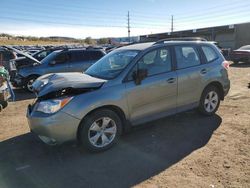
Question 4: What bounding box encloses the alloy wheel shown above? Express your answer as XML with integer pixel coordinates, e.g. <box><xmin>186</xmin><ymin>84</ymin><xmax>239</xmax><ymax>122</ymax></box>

<box><xmin>27</xmin><ymin>79</ymin><xmax>35</xmax><ymax>92</ymax></box>
<box><xmin>204</xmin><ymin>91</ymin><xmax>219</xmax><ymax>113</ymax></box>
<box><xmin>88</xmin><ymin>117</ymin><xmax>117</xmax><ymax>148</ymax></box>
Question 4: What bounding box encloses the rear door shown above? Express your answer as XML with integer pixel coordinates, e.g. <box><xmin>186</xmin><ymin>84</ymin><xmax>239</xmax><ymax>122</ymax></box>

<box><xmin>125</xmin><ymin>47</ymin><xmax>177</xmax><ymax>124</ymax></box>
<box><xmin>174</xmin><ymin>45</ymin><xmax>207</xmax><ymax>110</ymax></box>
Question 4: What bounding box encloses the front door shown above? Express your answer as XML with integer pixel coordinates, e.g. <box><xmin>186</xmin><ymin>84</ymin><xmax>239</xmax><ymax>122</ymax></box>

<box><xmin>125</xmin><ymin>47</ymin><xmax>177</xmax><ymax>124</ymax></box>
<box><xmin>46</xmin><ymin>51</ymin><xmax>70</xmax><ymax>74</ymax></box>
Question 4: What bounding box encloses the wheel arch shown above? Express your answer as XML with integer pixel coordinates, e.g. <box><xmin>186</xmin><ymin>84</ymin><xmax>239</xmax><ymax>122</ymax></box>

<box><xmin>76</xmin><ymin>105</ymin><xmax>129</xmax><ymax>142</ymax></box>
<box><xmin>26</xmin><ymin>74</ymin><xmax>41</xmax><ymax>80</ymax></box>
<box><xmin>203</xmin><ymin>81</ymin><xmax>224</xmax><ymax>100</ymax></box>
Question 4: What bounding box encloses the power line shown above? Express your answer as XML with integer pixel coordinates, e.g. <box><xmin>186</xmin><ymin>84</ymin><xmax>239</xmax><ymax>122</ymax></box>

<box><xmin>0</xmin><ymin>7</ymin><xmax>171</xmax><ymax>24</ymax></box>
<box><xmin>1</xmin><ymin>1</ymin><xmax>249</xmax><ymax>26</ymax></box>
<box><xmin>175</xmin><ymin>5</ymin><xmax>250</xmax><ymax>21</ymax></box>
<box><xmin>174</xmin><ymin>12</ymin><xmax>250</xmax><ymax>26</ymax></box>
<box><xmin>0</xmin><ymin>16</ymin><xmax>169</xmax><ymax>29</ymax></box>
<box><xmin>4</xmin><ymin>0</ymin><xmax>247</xmax><ymax>19</ymax></box>
<box><xmin>0</xmin><ymin>16</ymin><xmax>126</xmax><ymax>28</ymax></box>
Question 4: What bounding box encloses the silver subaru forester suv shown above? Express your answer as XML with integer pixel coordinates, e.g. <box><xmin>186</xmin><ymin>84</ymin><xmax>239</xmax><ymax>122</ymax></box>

<box><xmin>27</xmin><ymin>40</ymin><xmax>230</xmax><ymax>152</ymax></box>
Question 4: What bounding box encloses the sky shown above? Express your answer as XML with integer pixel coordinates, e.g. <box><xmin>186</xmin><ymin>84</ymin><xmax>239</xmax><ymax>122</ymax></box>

<box><xmin>0</xmin><ymin>0</ymin><xmax>250</xmax><ymax>39</ymax></box>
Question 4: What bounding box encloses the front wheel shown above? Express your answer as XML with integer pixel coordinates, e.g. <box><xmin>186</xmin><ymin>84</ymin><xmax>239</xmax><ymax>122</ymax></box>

<box><xmin>79</xmin><ymin>109</ymin><xmax>122</xmax><ymax>152</ymax></box>
<box><xmin>198</xmin><ymin>86</ymin><xmax>221</xmax><ymax>116</ymax></box>
<box><xmin>25</xmin><ymin>76</ymin><xmax>38</xmax><ymax>92</ymax></box>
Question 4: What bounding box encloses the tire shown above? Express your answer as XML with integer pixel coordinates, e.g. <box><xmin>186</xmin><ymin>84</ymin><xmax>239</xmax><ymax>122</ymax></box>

<box><xmin>0</xmin><ymin>101</ymin><xmax>8</xmax><ymax>110</ymax></box>
<box><xmin>198</xmin><ymin>85</ymin><xmax>221</xmax><ymax>116</ymax></box>
<box><xmin>25</xmin><ymin>76</ymin><xmax>38</xmax><ymax>92</ymax></box>
<box><xmin>2</xmin><ymin>101</ymin><xmax>8</xmax><ymax>109</ymax></box>
<box><xmin>79</xmin><ymin>109</ymin><xmax>122</xmax><ymax>152</ymax></box>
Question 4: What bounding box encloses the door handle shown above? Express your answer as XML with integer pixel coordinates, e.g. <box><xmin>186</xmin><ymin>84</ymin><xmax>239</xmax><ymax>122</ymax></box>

<box><xmin>200</xmin><ymin>69</ymin><xmax>207</xmax><ymax>74</ymax></box>
<box><xmin>167</xmin><ymin>78</ymin><xmax>176</xmax><ymax>83</ymax></box>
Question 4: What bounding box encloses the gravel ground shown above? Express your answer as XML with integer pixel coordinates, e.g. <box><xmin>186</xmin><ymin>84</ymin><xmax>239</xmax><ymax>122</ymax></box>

<box><xmin>0</xmin><ymin>63</ymin><xmax>249</xmax><ymax>188</ymax></box>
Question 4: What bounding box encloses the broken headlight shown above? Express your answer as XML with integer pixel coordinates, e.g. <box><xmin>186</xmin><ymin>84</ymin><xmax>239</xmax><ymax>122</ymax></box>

<box><xmin>36</xmin><ymin>97</ymin><xmax>73</xmax><ymax>114</ymax></box>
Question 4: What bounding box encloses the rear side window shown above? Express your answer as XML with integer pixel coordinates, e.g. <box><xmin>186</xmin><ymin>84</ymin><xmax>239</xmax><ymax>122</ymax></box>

<box><xmin>85</xmin><ymin>51</ymin><xmax>104</xmax><ymax>60</ymax></box>
<box><xmin>175</xmin><ymin>46</ymin><xmax>201</xmax><ymax>69</ymax></box>
<box><xmin>201</xmin><ymin>46</ymin><xmax>219</xmax><ymax>63</ymax></box>
<box><xmin>70</xmin><ymin>51</ymin><xmax>84</xmax><ymax>62</ymax></box>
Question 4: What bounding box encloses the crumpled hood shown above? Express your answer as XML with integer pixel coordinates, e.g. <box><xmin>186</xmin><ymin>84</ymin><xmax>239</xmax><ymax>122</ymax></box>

<box><xmin>32</xmin><ymin>72</ymin><xmax>107</xmax><ymax>97</ymax></box>
<box><xmin>4</xmin><ymin>46</ymin><xmax>40</xmax><ymax>64</ymax></box>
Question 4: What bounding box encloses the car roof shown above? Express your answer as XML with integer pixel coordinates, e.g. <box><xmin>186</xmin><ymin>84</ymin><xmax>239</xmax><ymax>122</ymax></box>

<box><xmin>117</xmin><ymin>41</ymin><xmax>214</xmax><ymax>51</ymax></box>
<box><xmin>118</xmin><ymin>42</ymin><xmax>155</xmax><ymax>51</ymax></box>
<box><xmin>53</xmin><ymin>48</ymin><xmax>104</xmax><ymax>53</ymax></box>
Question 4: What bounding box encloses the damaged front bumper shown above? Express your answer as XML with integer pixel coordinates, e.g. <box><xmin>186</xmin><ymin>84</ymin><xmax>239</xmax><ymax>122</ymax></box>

<box><xmin>27</xmin><ymin>103</ymin><xmax>81</xmax><ymax>144</ymax></box>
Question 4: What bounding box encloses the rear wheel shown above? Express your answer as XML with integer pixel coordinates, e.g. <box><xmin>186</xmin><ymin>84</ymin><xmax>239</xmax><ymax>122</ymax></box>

<box><xmin>79</xmin><ymin>109</ymin><xmax>122</xmax><ymax>152</ymax></box>
<box><xmin>198</xmin><ymin>86</ymin><xmax>220</xmax><ymax>116</ymax></box>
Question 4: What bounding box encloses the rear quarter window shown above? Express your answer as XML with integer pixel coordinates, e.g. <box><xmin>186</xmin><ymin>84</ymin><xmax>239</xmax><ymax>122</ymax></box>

<box><xmin>201</xmin><ymin>46</ymin><xmax>219</xmax><ymax>63</ymax></box>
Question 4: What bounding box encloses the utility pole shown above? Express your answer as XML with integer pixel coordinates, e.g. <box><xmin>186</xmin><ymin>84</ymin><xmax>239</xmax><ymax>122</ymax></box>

<box><xmin>127</xmin><ymin>11</ymin><xmax>131</xmax><ymax>42</ymax></box>
<box><xmin>171</xmin><ymin>15</ymin><xmax>174</xmax><ymax>33</ymax></box>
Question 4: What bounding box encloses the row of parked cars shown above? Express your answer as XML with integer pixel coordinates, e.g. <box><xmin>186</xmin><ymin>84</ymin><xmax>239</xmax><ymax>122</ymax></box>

<box><xmin>0</xmin><ymin>38</ymin><xmax>247</xmax><ymax>152</ymax></box>
<box><xmin>1</xmin><ymin>43</ymin><xmax>248</xmax><ymax>92</ymax></box>
<box><xmin>1</xmin><ymin>46</ymin><xmax>106</xmax><ymax>92</ymax></box>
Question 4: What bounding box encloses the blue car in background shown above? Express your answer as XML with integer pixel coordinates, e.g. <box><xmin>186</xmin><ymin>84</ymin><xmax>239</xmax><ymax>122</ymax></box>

<box><xmin>11</xmin><ymin>48</ymin><xmax>105</xmax><ymax>92</ymax></box>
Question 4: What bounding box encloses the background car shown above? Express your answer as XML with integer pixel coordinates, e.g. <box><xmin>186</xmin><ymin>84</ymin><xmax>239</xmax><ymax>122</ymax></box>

<box><xmin>12</xmin><ymin>47</ymin><xmax>61</xmax><ymax>69</ymax></box>
<box><xmin>230</xmin><ymin>45</ymin><xmax>250</xmax><ymax>64</ymax></box>
<box><xmin>0</xmin><ymin>47</ymin><xmax>17</xmax><ymax>70</ymax></box>
<box><xmin>12</xmin><ymin>48</ymin><xmax>106</xmax><ymax>91</ymax></box>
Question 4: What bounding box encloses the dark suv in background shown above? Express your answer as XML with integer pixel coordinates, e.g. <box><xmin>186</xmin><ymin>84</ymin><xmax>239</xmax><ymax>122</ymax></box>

<box><xmin>12</xmin><ymin>48</ymin><xmax>105</xmax><ymax>91</ymax></box>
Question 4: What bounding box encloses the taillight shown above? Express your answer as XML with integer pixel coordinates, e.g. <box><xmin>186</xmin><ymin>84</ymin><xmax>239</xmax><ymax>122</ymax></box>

<box><xmin>222</xmin><ymin>61</ymin><xmax>230</xmax><ymax>70</ymax></box>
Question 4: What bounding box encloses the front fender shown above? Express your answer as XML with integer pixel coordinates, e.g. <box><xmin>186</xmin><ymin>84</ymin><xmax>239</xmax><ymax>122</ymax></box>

<box><xmin>62</xmin><ymin>84</ymin><xmax>129</xmax><ymax>121</ymax></box>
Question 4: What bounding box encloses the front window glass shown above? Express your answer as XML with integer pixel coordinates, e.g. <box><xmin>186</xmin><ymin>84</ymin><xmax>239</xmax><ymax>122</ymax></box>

<box><xmin>40</xmin><ymin>51</ymin><xmax>60</xmax><ymax>64</ymax></box>
<box><xmin>138</xmin><ymin>48</ymin><xmax>171</xmax><ymax>76</ymax></box>
<box><xmin>85</xmin><ymin>50</ymin><xmax>139</xmax><ymax>79</ymax></box>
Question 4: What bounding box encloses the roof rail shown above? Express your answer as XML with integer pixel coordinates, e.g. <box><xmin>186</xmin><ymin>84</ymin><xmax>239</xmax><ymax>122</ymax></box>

<box><xmin>154</xmin><ymin>37</ymin><xmax>207</xmax><ymax>45</ymax></box>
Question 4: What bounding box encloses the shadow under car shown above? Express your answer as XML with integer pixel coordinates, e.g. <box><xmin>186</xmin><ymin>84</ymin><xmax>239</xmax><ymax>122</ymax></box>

<box><xmin>0</xmin><ymin>111</ymin><xmax>221</xmax><ymax>188</ymax></box>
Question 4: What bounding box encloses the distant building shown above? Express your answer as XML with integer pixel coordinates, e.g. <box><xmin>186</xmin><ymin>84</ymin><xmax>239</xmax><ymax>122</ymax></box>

<box><xmin>140</xmin><ymin>22</ymin><xmax>250</xmax><ymax>50</ymax></box>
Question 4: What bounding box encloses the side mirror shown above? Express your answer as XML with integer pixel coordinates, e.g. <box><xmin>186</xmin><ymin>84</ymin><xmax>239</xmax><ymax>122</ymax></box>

<box><xmin>132</xmin><ymin>68</ymin><xmax>148</xmax><ymax>85</ymax></box>
<box><xmin>49</xmin><ymin>60</ymin><xmax>56</xmax><ymax>66</ymax></box>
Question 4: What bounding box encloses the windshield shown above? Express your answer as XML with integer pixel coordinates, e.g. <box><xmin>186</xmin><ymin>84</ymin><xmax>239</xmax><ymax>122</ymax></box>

<box><xmin>40</xmin><ymin>51</ymin><xmax>60</xmax><ymax>64</ymax></box>
<box><xmin>85</xmin><ymin>50</ymin><xmax>139</xmax><ymax>79</ymax></box>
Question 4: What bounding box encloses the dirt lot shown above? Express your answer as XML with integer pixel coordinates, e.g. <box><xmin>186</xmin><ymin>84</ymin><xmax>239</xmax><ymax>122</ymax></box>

<box><xmin>0</xmin><ymin>64</ymin><xmax>249</xmax><ymax>188</ymax></box>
